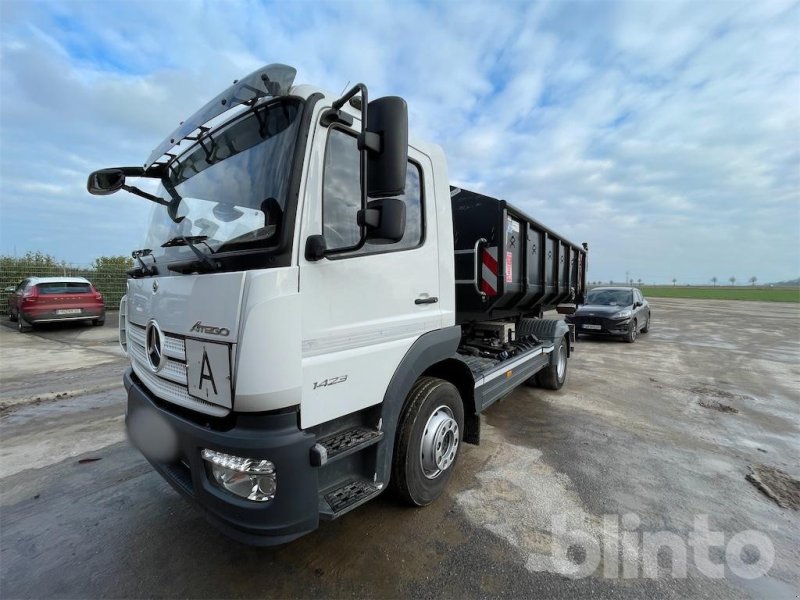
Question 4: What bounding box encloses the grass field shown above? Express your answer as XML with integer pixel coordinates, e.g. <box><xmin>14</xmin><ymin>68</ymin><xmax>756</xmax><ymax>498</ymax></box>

<box><xmin>639</xmin><ymin>286</ymin><xmax>800</xmax><ymax>303</ymax></box>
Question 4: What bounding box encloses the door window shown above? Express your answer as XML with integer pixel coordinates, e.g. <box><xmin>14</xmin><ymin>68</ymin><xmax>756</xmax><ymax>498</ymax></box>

<box><xmin>322</xmin><ymin>128</ymin><xmax>423</xmax><ymax>254</ymax></box>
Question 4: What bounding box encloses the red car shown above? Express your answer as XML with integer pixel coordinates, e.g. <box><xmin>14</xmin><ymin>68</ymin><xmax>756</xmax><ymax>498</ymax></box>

<box><xmin>6</xmin><ymin>277</ymin><xmax>106</xmax><ymax>332</ymax></box>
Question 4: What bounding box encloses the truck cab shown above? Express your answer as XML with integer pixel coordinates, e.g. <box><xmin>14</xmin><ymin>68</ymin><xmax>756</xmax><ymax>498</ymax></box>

<box><xmin>89</xmin><ymin>64</ymin><xmax>585</xmax><ymax>545</ymax></box>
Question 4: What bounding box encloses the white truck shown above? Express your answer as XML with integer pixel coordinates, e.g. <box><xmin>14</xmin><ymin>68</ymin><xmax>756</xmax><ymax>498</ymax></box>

<box><xmin>88</xmin><ymin>64</ymin><xmax>588</xmax><ymax>545</ymax></box>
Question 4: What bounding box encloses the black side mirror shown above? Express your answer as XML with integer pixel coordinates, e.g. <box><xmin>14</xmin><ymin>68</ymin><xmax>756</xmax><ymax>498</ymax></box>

<box><xmin>305</xmin><ymin>234</ymin><xmax>327</xmax><ymax>261</ymax></box>
<box><xmin>634</xmin><ymin>301</ymin><xmax>642</xmax><ymax>308</ymax></box>
<box><xmin>87</xmin><ymin>168</ymin><xmax>126</xmax><ymax>195</ymax></box>
<box><xmin>358</xmin><ymin>198</ymin><xmax>406</xmax><ymax>244</ymax></box>
<box><xmin>361</xmin><ymin>96</ymin><xmax>408</xmax><ymax>198</ymax></box>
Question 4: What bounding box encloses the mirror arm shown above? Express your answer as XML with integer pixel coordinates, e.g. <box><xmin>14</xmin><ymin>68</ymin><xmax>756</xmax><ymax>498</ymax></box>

<box><xmin>357</xmin><ymin>131</ymin><xmax>381</xmax><ymax>153</ymax></box>
<box><xmin>121</xmin><ymin>184</ymin><xmax>169</xmax><ymax>206</ymax></box>
<box><xmin>119</xmin><ymin>165</ymin><xmax>165</xmax><ymax>179</ymax></box>
<box><xmin>357</xmin><ymin>208</ymin><xmax>380</xmax><ymax>228</ymax></box>
<box><xmin>332</xmin><ymin>83</ymin><xmax>371</xmax><ymax>247</ymax></box>
<box><xmin>332</xmin><ymin>83</ymin><xmax>367</xmax><ymax>111</ymax></box>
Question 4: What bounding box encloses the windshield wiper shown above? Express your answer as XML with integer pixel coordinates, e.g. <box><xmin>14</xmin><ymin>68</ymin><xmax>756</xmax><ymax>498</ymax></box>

<box><xmin>162</xmin><ymin>235</ymin><xmax>220</xmax><ymax>272</ymax></box>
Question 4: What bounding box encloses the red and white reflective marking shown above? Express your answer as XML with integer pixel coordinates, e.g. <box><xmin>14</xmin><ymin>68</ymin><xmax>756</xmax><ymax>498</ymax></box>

<box><xmin>481</xmin><ymin>247</ymin><xmax>499</xmax><ymax>296</ymax></box>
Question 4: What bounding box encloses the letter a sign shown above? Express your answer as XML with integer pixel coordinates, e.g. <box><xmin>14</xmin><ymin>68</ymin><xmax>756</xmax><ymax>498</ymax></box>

<box><xmin>199</xmin><ymin>349</ymin><xmax>218</xmax><ymax>395</ymax></box>
<box><xmin>186</xmin><ymin>339</ymin><xmax>232</xmax><ymax>408</ymax></box>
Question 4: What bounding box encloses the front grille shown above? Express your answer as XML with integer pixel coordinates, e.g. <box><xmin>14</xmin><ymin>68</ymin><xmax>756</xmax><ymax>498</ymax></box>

<box><xmin>128</xmin><ymin>322</ymin><xmax>229</xmax><ymax>417</ymax></box>
<box><xmin>128</xmin><ymin>324</ymin><xmax>185</xmax><ymax>360</ymax></box>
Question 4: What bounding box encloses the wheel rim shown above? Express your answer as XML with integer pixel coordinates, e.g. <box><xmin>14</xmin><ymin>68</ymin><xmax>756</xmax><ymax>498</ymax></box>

<box><xmin>420</xmin><ymin>405</ymin><xmax>459</xmax><ymax>480</ymax></box>
<box><xmin>556</xmin><ymin>345</ymin><xmax>567</xmax><ymax>380</ymax></box>
<box><xmin>630</xmin><ymin>321</ymin><xmax>637</xmax><ymax>340</ymax></box>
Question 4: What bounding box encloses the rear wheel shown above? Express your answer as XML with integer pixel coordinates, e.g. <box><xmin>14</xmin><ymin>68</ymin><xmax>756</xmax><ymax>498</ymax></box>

<box><xmin>392</xmin><ymin>376</ymin><xmax>464</xmax><ymax>506</ymax></box>
<box><xmin>9</xmin><ymin>309</ymin><xmax>17</xmax><ymax>322</ymax></box>
<box><xmin>536</xmin><ymin>336</ymin><xmax>568</xmax><ymax>390</ymax></box>
<box><xmin>92</xmin><ymin>318</ymin><xmax>105</xmax><ymax>326</ymax></box>
<box><xmin>624</xmin><ymin>319</ymin><xmax>637</xmax><ymax>343</ymax></box>
<box><xmin>641</xmin><ymin>314</ymin><xmax>650</xmax><ymax>334</ymax></box>
<box><xmin>18</xmin><ymin>317</ymin><xmax>31</xmax><ymax>333</ymax></box>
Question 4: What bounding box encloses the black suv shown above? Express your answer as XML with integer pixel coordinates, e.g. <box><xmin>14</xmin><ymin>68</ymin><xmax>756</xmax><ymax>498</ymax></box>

<box><xmin>566</xmin><ymin>287</ymin><xmax>650</xmax><ymax>343</ymax></box>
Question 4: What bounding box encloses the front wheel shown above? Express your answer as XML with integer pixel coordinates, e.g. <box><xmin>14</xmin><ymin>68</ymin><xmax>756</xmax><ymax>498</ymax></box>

<box><xmin>536</xmin><ymin>336</ymin><xmax>568</xmax><ymax>390</ymax></box>
<box><xmin>392</xmin><ymin>377</ymin><xmax>465</xmax><ymax>506</ymax></box>
<box><xmin>9</xmin><ymin>309</ymin><xmax>17</xmax><ymax>322</ymax></box>
<box><xmin>18</xmin><ymin>317</ymin><xmax>31</xmax><ymax>333</ymax></box>
<box><xmin>624</xmin><ymin>319</ymin><xmax>637</xmax><ymax>343</ymax></box>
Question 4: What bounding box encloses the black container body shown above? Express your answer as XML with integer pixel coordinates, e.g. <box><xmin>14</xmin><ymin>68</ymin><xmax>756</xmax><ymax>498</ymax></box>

<box><xmin>451</xmin><ymin>187</ymin><xmax>587</xmax><ymax>324</ymax></box>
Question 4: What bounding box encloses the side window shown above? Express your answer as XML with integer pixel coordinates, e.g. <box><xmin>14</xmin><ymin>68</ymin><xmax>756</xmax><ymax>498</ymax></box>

<box><xmin>322</xmin><ymin>129</ymin><xmax>361</xmax><ymax>250</ymax></box>
<box><xmin>322</xmin><ymin>127</ymin><xmax>423</xmax><ymax>254</ymax></box>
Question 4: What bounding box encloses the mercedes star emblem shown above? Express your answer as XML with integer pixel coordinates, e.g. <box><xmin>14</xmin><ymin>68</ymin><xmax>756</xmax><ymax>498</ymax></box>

<box><xmin>145</xmin><ymin>320</ymin><xmax>165</xmax><ymax>372</ymax></box>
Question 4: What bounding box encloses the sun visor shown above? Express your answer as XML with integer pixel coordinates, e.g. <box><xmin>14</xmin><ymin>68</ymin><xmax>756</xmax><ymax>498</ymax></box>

<box><xmin>144</xmin><ymin>64</ymin><xmax>296</xmax><ymax>169</ymax></box>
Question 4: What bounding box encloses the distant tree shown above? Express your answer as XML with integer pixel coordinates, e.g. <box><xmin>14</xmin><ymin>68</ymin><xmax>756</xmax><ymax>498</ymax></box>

<box><xmin>711</xmin><ymin>276</ymin><xmax>717</xmax><ymax>287</ymax></box>
<box><xmin>637</xmin><ymin>278</ymin><xmax>642</xmax><ymax>286</ymax></box>
<box><xmin>609</xmin><ymin>280</ymin><xmax>613</xmax><ymax>285</ymax></box>
<box><xmin>672</xmin><ymin>278</ymin><xmax>677</xmax><ymax>286</ymax></box>
<box><xmin>729</xmin><ymin>276</ymin><xmax>736</xmax><ymax>286</ymax></box>
<box><xmin>91</xmin><ymin>255</ymin><xmax>134</xmax><ymax>307</ymax></box>
<box><xmin>749</xmin><ymin>276</ymin><xmax>757</xmax><ymax>287</ymax></box>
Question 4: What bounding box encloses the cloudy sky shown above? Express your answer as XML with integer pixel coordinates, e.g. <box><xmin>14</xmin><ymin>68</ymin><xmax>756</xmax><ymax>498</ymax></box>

<box><xmin>1</xmin><ymin>0</ymin><xmax>798</xmax><ymax>284</ymax></box>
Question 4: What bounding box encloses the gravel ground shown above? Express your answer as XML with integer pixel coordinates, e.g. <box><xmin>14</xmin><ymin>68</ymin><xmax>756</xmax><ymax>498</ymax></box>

<box><xmin>0</xmin><ymin>299</ymin><xmax>798</xmax><ymax>599</ymax></box>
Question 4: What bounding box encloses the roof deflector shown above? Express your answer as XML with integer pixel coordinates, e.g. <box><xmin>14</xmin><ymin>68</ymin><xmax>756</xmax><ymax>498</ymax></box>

<box><xmin>144</xmin><ymin>63</ymin><xmax>296</xmax><ymax>169</ymax></box>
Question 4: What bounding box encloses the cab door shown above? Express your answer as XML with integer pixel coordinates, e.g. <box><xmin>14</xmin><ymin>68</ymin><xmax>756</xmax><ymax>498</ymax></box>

<box><xmin>298</xmin><ymin>122</ymin><xmax>442</xmax><ymax>428</ymax></box>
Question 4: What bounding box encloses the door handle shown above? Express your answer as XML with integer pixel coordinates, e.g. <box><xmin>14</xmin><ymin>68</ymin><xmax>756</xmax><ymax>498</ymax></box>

<box><xmin>415</xmin><ymin>296</ymin><xmax>438</xmax><ymax>305</ymax></box>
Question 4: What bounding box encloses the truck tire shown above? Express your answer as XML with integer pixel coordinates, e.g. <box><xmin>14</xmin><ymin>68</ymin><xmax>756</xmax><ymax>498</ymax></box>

<box><xmin>535</xmin><ymin>336</ymin><xmax>568</xmax><ymax>390</ymax></box>
<box><xmin>392</xmin><ymin>376</ymin><xmax>464</xmax><ymax>506</ymax></box>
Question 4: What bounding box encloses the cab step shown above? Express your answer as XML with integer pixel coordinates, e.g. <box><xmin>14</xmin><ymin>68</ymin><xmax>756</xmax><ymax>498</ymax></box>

<box><xmin>320</xmin><ymin>478</ymin><xmax>384</xmax><ymax>520</ymax></box>
<box><xmin>310</xmin><ymin>426</ymin><xmax>383</xmax><ymax>467</ymax></box>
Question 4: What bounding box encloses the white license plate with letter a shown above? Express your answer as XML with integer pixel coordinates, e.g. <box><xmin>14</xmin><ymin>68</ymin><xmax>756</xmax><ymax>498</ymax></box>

<box><xmin>185</xmin><ymin>339</ymin><xmax>232</xmax><ymax>408</ymax></box>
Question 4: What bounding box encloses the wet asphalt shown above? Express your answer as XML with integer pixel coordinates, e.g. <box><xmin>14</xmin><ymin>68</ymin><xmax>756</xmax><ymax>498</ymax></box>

<box><xmin>0</xmin><ymin>299</ymin><xmax>798</xmax><ymax>599</ymax></box>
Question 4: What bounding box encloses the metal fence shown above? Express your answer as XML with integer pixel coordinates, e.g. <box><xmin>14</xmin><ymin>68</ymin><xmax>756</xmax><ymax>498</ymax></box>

<box><xmin>0</xmin><ymin>257</ymin><xmax>131</xmax><ymax>316</ymax></box>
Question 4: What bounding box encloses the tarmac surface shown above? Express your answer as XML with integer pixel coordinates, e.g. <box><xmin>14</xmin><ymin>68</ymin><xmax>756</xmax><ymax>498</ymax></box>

<box><xmin>1</xmin><ymin>299</ymin><xmax>798</xmax><ymax>599</ymax></box>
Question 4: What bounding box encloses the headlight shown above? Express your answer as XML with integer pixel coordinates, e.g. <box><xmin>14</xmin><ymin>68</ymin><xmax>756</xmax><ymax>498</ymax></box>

<box><xmin>201</xmin><ymin>449</ymin><xmax>276</xmax><ymax>502</ymax></box>
<box><xmin>611</xmin><ymin>309</ymin><xmax>632</xmax><ymax>319</ymax></box>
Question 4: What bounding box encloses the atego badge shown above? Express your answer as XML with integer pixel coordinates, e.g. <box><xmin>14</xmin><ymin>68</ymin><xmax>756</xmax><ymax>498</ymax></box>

<box><xmin>185</xmin><ymin>339</ymin><xmax>232</xmax><ymax>408</ymax></box>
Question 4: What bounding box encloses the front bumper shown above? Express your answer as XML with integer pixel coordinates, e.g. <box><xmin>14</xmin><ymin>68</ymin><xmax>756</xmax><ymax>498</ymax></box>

<box><xmin>124</xmin><ymin>368</ymin><xmax>319</xmax><ymax>546</ymax></box>
<box><xmin>567</xmin><ymin>316</ymin><xmax>631</xmax><ymax>336</ymax></box>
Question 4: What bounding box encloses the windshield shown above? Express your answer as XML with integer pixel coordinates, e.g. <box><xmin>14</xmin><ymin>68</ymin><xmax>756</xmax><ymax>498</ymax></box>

<box><xmin>143</xmin><ymin>97</ymin><xmax>303</xmax><ymax>263</ymax></box>
<box><xmin>586</xmin><ymin>289</ymin><xmax>633</xmax><ymax>306</ymax></box>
